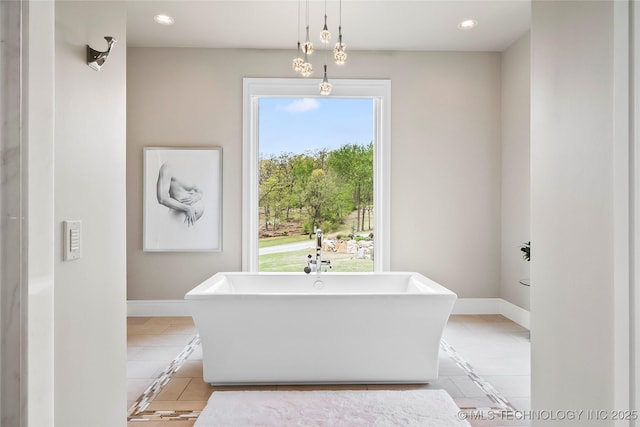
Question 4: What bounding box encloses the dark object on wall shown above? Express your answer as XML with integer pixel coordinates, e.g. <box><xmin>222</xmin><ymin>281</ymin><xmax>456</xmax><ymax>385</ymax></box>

<box><xmin>521</xmin><ymin>241</ymin><xmax>530</xmax><ymax>261</ymax></box>
<box><xmin>87</xmin><ymin>36</ymin><xmax>116</xmax><ymax>71</ymax></box>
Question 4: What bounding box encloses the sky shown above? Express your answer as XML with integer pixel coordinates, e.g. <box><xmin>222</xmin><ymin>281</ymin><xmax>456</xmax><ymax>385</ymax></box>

<box><xmin>258</xmin><ymin>97</ymin><xmax>374</xmax><ymax>157</ymax></box>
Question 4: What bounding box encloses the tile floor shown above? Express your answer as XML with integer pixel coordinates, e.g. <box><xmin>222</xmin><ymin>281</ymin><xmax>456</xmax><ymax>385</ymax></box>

<box><xmin>127</xmin><ymin>315</ymin><xmax>530</xmax><ymax>427</ymax></box>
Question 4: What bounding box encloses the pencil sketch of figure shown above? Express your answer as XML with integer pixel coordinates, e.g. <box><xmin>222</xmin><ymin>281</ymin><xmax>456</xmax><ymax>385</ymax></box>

<box><xmin>156</xmin><ymin>161</ymin><xmax>204</xmax><ymax>227</ymax></box>
<box><xmin>144</xmin><ymin>147</ymin><xmax>221</xmax><ymax>252</ymax></box>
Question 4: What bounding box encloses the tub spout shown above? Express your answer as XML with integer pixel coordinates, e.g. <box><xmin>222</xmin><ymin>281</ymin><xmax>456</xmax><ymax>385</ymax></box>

<box><xmin>315</xmin><ymin>229</ymin><xmax>323</xmax><ymax>275</ymax></box>
<box><xmin>304</xmin><ymin>230</ymin><xmax>330</xmax><ymax>274</ymax></box>
<box><xmin>304</xmin><ymin>256</ymin><xmax>312</xmax><ymax>274</ymax></box>
<box><xmin>304</xmin><ymin>256</ymin><xmax>331</xmax><ymax>274</ymax></box>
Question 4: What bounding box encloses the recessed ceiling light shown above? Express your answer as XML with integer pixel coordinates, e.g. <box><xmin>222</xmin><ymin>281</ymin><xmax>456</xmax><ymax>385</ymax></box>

<box><xmin>153</xmin><ymin>14</ymin><xmax>175</xmax><ymax>25</ymax></box>
<box><xmin>457</xmin><ymin>19</ymin><xmax>478</xmax><ymax>30</ymax></box>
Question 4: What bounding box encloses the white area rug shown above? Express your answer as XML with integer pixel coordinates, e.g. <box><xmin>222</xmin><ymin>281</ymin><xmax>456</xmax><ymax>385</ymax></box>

<box><xmin>195</xmin><ymin>390</ymin><xmax>471</xmax><ymax>427</ymax></box>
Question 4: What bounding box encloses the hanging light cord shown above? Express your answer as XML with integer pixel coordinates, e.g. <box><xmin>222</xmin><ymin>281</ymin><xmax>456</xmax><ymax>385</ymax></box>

<box><xmin>297</xmin><ymin>0</ymin><xmax>300</xmax><ymax>45</ymax></box>
<box><xmin>337</xmin><ymin>0</ymin><xmax>343</xmax><ymax>47</ymax></box>
<box><xmin>324</xmin><ymin>0</ymin><xmax>328</xmax><ymax>23</ymax></box>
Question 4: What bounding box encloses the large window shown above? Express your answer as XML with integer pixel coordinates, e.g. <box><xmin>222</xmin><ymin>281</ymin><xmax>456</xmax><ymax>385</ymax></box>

<box><xmin>258</xmin><ymin>97</ymin><xmax>374</xmax><ymax>272</ymax></box>
<box><xmin>242</xmin><ymin>78</ymin><xmax>390</xmax><ymax>272</ymax></box>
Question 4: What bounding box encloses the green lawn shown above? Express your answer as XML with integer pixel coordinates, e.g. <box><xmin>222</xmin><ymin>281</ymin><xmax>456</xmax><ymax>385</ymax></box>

<box><xmin>257</xmin><ymin>209</ymin><xmax>374</xmax><ymax>271</ymax></box>
<box><xmin>259</xmin><ymin>248</ymin><xmax>373</xmax><ymax>273</ymax></box>
<box><xmin>258</xmin><ymin>234</ymin><xmax>309</xmax><ymax>249</ymax></box>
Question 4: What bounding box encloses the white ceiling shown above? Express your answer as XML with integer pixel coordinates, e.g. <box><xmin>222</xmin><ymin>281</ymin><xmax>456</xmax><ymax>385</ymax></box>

<box><xmin>126</xmin><ymin>0</ymin><xmax>531</xmax><ymax>52</ymax></box>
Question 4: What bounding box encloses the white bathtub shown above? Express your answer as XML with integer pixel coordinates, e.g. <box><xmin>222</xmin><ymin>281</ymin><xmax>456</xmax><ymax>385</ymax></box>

<box><xmin>185</xmin><ymin>272</ymin><xmax>457</xmax><ymax>385</ymax></box>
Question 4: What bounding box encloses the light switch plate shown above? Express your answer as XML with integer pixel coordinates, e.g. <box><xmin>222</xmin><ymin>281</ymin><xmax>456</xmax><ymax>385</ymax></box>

<box><xmin>63</xmin><ymin>220</ymin><xmax>82</xmax><ymax>261</ymax></box>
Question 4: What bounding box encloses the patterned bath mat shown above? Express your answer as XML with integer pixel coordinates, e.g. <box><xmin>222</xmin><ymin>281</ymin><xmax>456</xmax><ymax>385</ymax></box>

<box><xmin>194</xmin><ymin>389</ymin><xmax>470</xmax><ymax>427</ymax></box>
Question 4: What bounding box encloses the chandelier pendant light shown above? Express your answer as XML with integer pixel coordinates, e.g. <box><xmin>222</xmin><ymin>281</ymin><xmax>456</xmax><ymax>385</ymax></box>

<box><xmin>292</xmin><ymin>42</ymin><xmax>305</xmax><ymax>72</ymax></box>
<box><xmin>320</xmin><ymin>0</ymin><xmax>331</xmax><ymax>44</ymax></box>
<box><xmin>292</xmin><ymin>0</ymin><xmax>305</xmax><ymax>72</ymax></box>
<box><xmin>321</xmin><ymin>16</ymin><xmax>331</xmax><ymax>44</ymax></box>
<box><xmin>333</xmin><ymin>0</ymin><xmax>347</xmax><ymax>65</ymax></box>
<box><xmin>333</xmin><ymin>31</ymin><xmax>347</xmax><ymax>65</ymax></box>
<box><xmin>303</xmin><ymin>26</ymin><xmax>314</xmax><ymax>55</ymax></box>
<box><xmin>301</xmin><ymin>51</ymin><xmax>313</xmax><ymax>77</ymax></box>
<box><xmin>302</xmin><ymin>0</ymin><xmax>314</xmax><ymax>55</ymax></box>
<box><xmin>290</xmin><ymin>0</ymin><xmax>348</xmax><ymax>93</ymax></box>
<box><xmin>319</xmin><ymin>64</ymin><xmax>332</xmax><ymax>95</ymax></box>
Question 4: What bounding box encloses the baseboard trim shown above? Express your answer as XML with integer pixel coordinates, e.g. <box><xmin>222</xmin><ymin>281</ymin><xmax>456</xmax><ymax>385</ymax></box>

<box><xmin>127</xmin><ymin>298</ymin><xmax>530</xmax><ymax>329</ymax></box>
<box><xmin>452</xmin><ymin>298</ymin><xmax>502</xmax><ymax>315</ymax></box>
<box><xmin>498</xmin><ymin>299</ymin><xmax>530</xmax><ymax>330</ymax></box>
<box><xmin>127</xmin><ymin>300</ymin><xmax>191</xmax><ymax>317</ymax></box>
<box><xmin>453</xmin><ymin>298</ymin><xmax>530</xmax><ymax>329</ymax></box>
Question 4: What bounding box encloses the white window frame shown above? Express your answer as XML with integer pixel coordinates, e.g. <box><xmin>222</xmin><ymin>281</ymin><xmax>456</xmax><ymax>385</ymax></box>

<box><xmin>242</xmin><ymin>78</ymin><xmax>391</xmax><ymax>272</ymax></box>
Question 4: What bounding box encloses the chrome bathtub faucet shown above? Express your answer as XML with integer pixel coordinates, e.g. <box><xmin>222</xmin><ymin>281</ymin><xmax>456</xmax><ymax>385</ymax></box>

<box><xmin>303</xmin><ymin>229</ymin><xmax>331</xmax><ymax>274</ymax></box>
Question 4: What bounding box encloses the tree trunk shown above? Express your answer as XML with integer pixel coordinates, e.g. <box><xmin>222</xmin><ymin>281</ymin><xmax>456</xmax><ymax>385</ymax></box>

<box><xmin>355</xmin><ymin>184</ymin><xmax>362</xmax><ymax>231</ymax></box>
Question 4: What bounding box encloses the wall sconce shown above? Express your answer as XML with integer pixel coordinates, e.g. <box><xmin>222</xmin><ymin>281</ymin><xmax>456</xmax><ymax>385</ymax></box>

<box><xmin>86</xmin><ymin>36</ymin><xmax>116</xmax><ymax>71</ymax></box>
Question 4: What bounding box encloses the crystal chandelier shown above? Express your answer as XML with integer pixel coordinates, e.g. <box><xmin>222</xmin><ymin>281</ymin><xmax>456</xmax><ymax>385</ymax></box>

<box><xmin>319</xmin><ymin>65</ymin><xmax>332</xmax><ymax>96</ymax></box>
<box><xmin>291</xmin><ymin>0</ymin><xmax>305</xmax><ymax>73</ymax></box>
<box><xmin>334</xmin><ymin>33</ymin><xmax>347</xmax><ymax>65</ymax></box>
<box><xmin>301</xmin><ymin>51</ymin><xmax>313</xmax><ymax>77</ymax></box>
<box><xmin>320</xmin><ymin>0</ymin><xmax>331</xmax><ymax>44</ymax></box>
<box><xmin>292</xmin><ymin>48</ymin><xmax>305</xmax><ymax>73</ymax></box>
<box><xmin>333</xmin><ymin>0</ymin><xmax>347</xmax><ymax>65</ymax></box>
<box><xmin>291</xmin><ymin>0</ymin><xmax>348</xmax><ymax>96</ymax></box>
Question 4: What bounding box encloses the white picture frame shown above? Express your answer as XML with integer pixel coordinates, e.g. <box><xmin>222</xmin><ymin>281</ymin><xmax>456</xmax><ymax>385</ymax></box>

<box><xmin>143</xmin><ymin>147</ymin><xmax>222</xmax><ymax>252</ymax></box>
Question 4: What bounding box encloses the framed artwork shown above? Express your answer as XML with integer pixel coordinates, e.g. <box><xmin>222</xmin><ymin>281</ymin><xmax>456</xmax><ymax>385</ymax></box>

<box><xmin>143</xmin><ymin>147</ymin><xmax>222</xmax><ymax>252</ymax></box>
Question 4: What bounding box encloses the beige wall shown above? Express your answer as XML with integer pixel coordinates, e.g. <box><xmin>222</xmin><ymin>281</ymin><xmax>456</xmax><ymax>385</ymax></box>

<box><xmin>501</xmin><ymin>32</ymin><xmax>531</xmax><ymax>310</ymax></box>
<box><xmin>127</xmin><ymin>48</ymin><xmax>502</xmax><ymax>300</ymax></box>
<box><xmin>531</xmin><ymin>0</ymin><xmax>616</xmax><ymax>421</ymax></box>
<box><xmin>55</xmin><ymin>2</ymin><xmax>127</xmax><ymax>426</ymax></box>
<box><xmin>28</xmin><ymin>0</ymin><xmax>55</xmax><ymax>425</ymax></box>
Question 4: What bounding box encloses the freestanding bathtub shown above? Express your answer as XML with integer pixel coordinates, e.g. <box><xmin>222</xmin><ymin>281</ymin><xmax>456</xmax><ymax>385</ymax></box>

<box><xmin>185</xmin><ymin>272</ymin><xmax>457</xmax><ymax>385</ymax></box>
